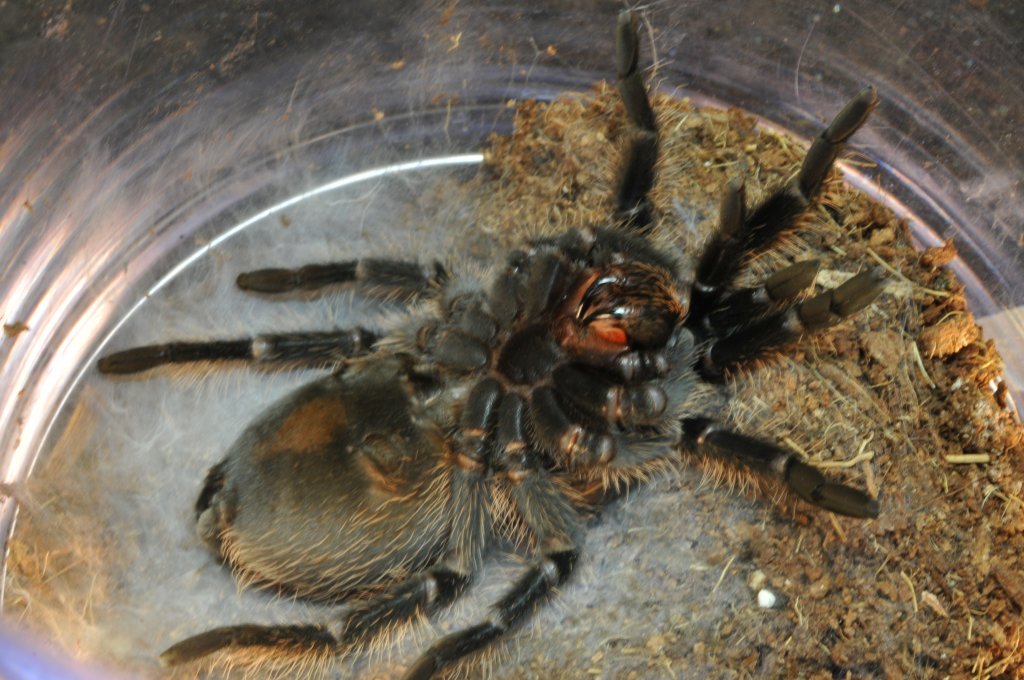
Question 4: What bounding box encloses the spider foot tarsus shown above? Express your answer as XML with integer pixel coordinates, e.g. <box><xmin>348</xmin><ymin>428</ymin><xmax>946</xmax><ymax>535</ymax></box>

<box><xmin>97</xmin><ymin>339</ymin><xmax>251</xmax><ymax>375</ymax></box>
<box><xmin>785</xmin><ymin>457</ymin><xmax>880</xmax><ymax>519</ymax></box>
<box><xmin>615</xmin><ymin>9</ymin><xmax>656</xmax><ymax>135</ymax></box>
<box><xmin>159</xmin><ymin>624</ymin><xmax>335</xmax><ymax>667</ymax></box>
<box><xmin>798</xmin><ymin>86</ymin><xmax>879</xmax><ymax>200</ymax></box>
<box><xmin>614</xmin><ymin>9</ymin><xmax>659</xmax><ymax>232</ymax></box>
<box><xmin>682</xmin><ymin>417</ymin><xmax>879</xmax><ymax>518</ymax></box>
<box><xmin>791</xmin><ymin>267</ymin><xmax>887</xmax><ymax>331</ymax></box>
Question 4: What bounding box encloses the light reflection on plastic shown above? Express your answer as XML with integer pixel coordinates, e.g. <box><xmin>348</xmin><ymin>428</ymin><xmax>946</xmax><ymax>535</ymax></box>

<box><xmin>0</xmin><ymin>153</ymin><xmax>484</xmax><ymax>489</ymax></box>
<box><xmin>0</xmin><ymin>619</ymin><xmax>129</xmax><ymax>680</ymax></box>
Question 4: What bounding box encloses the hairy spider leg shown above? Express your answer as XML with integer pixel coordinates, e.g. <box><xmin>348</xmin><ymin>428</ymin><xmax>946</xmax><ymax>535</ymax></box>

<box><xmin>669</xmin><ymin>87</ymin><xmax>882</xmax><ymax>517</ymax></box>
<box><xmin>236</xmin><ymin>257</ymin><xmax>446</xmax><ymax>296</ymax></box>
<box><xmin>97</xmin><ymin>328</ymin><xmax>379</xmax><ymax>374</ymax></box>
<box><xmin>681</xmin><ymin>417</ymin><xmax>879</xmax><ymax>518</ymax></box>
<box><xmin>401</xmin><ymin>545</ymin><xmax>580</xmax><ymax>680</ymax></box>
<box><xmin>613</xmin><ymin>9</ymin><xmax>659</xmax><ymax>233</ymax></box>
<box><xmin>97</xmin><ymin>257</ymin><xmax>443</xmax><ymax>374</ymax></box>
<box><xmin>401</xmin><ymin>391</ymin><xmax>583</xmax><ymax>680</ymax></box>
<box><xmin>689</xmin><ymin>86</ymin><xmax>879</xmax><ymax>322</ymax></box>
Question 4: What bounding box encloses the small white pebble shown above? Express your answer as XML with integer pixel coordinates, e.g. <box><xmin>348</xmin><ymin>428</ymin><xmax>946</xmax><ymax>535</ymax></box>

<box><xmin>833</xmin><ymin>3</ymin><xmax>841</xmax><ymax>13</ymax></box>
<box><xmin>757</xmin><ymin>588</ymin><xmax>778</xmax><ymax>609</ymax></box>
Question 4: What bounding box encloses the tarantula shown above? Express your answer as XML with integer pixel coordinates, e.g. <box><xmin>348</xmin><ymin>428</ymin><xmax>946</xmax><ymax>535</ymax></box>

<box><xmin>98</xmin><ymin>10</ymin><xmax>883</xmax><ymax>679</ymax></box>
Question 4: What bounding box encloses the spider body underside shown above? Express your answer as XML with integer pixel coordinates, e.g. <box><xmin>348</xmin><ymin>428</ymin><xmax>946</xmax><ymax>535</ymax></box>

<box><xmin>98</xmin><ymin>10</ymin><xmax>885</xmax><ymax>679</ymax></box>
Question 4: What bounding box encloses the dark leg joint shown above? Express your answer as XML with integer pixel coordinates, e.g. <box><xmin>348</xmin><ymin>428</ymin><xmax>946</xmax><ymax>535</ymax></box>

<box><xmin>339</xmin><ymin>567</ymin><xmax>471</xmax><ymax>645</ymax></box>
<box><xmin>194</xmin><ymin>461</ymin><xmax>227</xmax><ymax>519</ymax></box>
<box><xmin>546</xmin><ymin>549</ymin><xmax>579</xmax><ymax>585</ymax></box>
<box><xmin>432</xmin><ymin>567</ymin><xmax>471</xmax><ymax>606</ymax></box>
<box><xmin>683</xmin><ymin>417</ymin><xmax>781</xmax><ymax>476</ymax></box>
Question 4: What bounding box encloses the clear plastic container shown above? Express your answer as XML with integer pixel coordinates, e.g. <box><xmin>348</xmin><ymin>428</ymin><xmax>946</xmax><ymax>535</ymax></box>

<box><xmin>2</xmin><ymin>1</ymin><xmax>1021</xmax><ymax>677</ymax></box>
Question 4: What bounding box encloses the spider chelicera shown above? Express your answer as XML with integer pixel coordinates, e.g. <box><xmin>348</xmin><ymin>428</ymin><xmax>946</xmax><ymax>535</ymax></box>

<box><xmin>98</xmin><ymin>10</ymin><xmax>883</xmax><ymax>679</ymax></box>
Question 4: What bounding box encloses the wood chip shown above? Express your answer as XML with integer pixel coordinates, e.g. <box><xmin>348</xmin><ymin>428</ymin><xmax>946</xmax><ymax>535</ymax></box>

<box><xmin>921</xmin><ymin>238</ymin><xmax>957</xmax><ymax>267</ymax></box>
<box><xmin>3</xmin><ymin>321</ymin><xmax>29</xmax><ymax>337</ymax></box>
<box><xmin>992</xmin><ymin>561</ymin><xmax>1024</xmax><ymax>612</ymax></box>
<box><xmin>918</xmin><ymin>315</ymin><xmax>979</xmax><ymax>357</ymax></box>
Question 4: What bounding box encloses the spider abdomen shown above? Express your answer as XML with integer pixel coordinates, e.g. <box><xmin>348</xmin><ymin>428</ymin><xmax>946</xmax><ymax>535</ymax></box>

<box><xmin>195</xmin><ymin>356</ymin><xmax>452</xmax><ymax>601</ymax></box>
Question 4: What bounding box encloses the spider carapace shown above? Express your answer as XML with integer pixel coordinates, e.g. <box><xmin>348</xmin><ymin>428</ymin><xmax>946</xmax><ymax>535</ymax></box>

<box><xmin>98</xmin><ymin>10</ymin><xmax>883</xmax><ymax>679</ymax></box>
